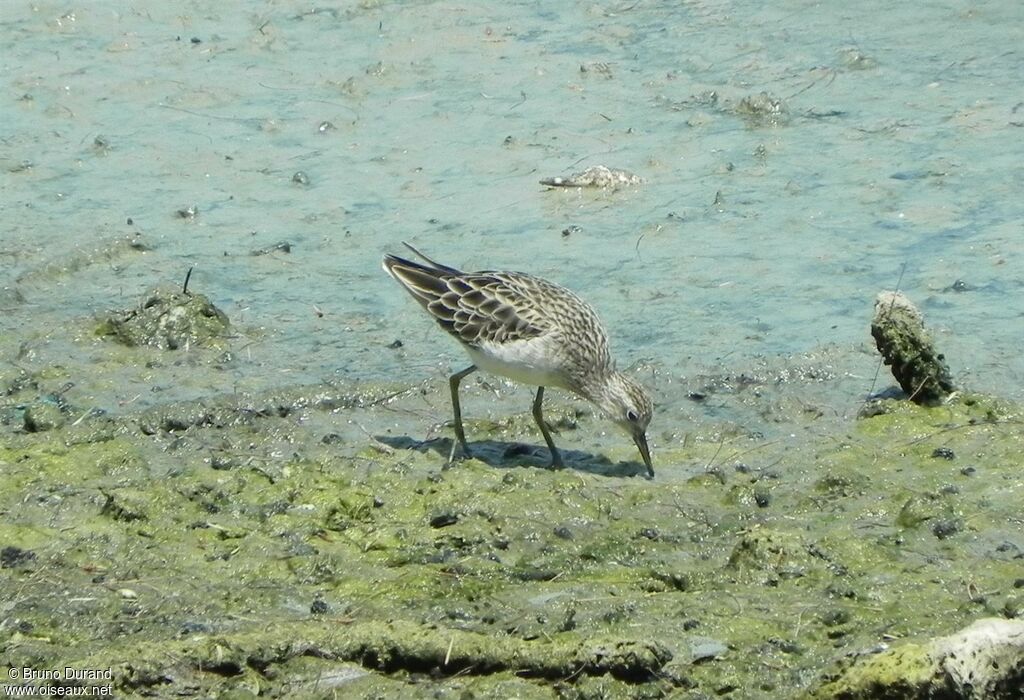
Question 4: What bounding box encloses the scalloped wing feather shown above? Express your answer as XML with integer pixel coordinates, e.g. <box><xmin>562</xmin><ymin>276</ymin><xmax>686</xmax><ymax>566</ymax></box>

<box><xmin>383</xmin><ymin>255</ymin><xmax>549</xmax><ymax>347</ymax></box>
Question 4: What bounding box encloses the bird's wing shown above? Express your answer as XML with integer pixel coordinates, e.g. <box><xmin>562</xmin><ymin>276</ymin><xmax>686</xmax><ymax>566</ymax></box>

<box><xmin>384</xmin><ymin>255</ymin><xmax>548</xmax><ymax>346</ymax></box>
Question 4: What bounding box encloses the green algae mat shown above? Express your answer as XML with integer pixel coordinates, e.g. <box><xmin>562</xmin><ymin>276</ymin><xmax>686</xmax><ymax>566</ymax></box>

<box><xmin>2</xmin><ymin>377</ymin><xmax>1022</xmax><ymax>697</ymax></box>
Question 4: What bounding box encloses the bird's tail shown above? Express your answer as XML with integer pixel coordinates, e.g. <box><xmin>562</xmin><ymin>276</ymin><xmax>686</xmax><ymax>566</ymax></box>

<box><xmin>382</xmin><ymin>243</ymin><xmax>463</xmax><ymax>310</ymax></box>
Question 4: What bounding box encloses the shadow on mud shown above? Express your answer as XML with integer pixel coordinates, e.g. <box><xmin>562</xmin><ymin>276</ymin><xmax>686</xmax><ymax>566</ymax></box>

<box><xmin>376</xmin><ymin>435</ymin><xmax>649</xmax><ymax>478</ymax></box>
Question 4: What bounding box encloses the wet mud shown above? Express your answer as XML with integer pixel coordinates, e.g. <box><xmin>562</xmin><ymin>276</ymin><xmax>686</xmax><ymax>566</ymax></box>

<box><xmin>2</xmin><ymin>340</ymin><xmax>1022</xmax><ymax>697</ymax></box>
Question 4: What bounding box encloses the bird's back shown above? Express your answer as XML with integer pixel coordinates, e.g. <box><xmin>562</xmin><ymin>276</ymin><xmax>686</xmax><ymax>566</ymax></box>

<box><xmin>383</xmin><ymin>252</ymin><xmax>613</xmax><ymax>390</ymax></box>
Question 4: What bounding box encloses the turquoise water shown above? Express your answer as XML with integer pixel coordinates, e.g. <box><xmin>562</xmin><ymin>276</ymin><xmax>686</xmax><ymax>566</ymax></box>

<box><xmin>3</xmin><ymin>1</ymin><xmax>1022</xmax><ymax>420</ymax></box>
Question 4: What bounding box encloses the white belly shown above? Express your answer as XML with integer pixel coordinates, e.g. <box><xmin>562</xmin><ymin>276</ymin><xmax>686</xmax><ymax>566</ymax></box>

<box><xmin>465</xmin><ymin>338</ymin><xmax>569</xmax><ymax>389</ymax></box>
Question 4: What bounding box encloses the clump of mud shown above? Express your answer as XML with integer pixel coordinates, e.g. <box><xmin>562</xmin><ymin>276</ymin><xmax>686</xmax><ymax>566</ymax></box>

<box><xmin>735</xmin><ymin>91</ymin><xmax>788</xmax><ymax>126</ymax></box>
<box><xmin>96</xmin><ymin>287</ymin><xmax>229</xmax><ymax>350</ymax></box>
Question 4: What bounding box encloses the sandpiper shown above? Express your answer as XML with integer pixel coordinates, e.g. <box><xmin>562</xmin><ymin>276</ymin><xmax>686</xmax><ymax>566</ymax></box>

<box><xmin>382</xmin><ymin>243</ymin><xmax>654</xmax><ymax>476</ymax></box>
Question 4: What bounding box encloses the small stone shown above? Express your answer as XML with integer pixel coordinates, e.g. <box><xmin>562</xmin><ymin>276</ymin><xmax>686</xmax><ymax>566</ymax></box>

<box><xmin>553</xmin><ymin>526</ymin><xmax>573</xmax><ymax>540</ymax></box>
<box><xmin>429</xmin><ymin>512</ymin><xmax>459</xmax><ymax>528</ymax></box>
<box><xmin>638</xmin><ymin>528</ymin><xmax>659</xmax><ymax>540</ymax></box>
<box><xmin>932</xmin><ymin>519</ymin><xmax>961</xmax><ymax>539</ymax></box>
<box><xmin>931</xmin><ymin>447</ymin><xmax>956</xmax><ymax>460</ymax></box>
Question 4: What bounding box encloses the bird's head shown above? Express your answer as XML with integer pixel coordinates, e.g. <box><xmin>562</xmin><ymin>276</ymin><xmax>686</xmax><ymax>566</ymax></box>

<box><xmin>594</xmin><ymin>372</ymin><xmax>654</xmax><ymax>477</ymax></box>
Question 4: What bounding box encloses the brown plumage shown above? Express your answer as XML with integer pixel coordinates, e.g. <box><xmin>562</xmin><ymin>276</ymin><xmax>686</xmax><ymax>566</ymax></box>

<box><xmin>383</xmin><ymin>243</ymin><xmax>653</xmax><ymax>476</ymax></box>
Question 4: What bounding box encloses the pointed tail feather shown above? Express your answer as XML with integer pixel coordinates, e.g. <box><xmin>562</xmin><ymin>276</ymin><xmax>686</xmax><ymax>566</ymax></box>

<box><xmin>400</xmin><ymin>242</ymin><xmax>463</xmax><ymax>275</ymax></box>
<box><xmin>382</xmin><ymin>253</ymin><xmax>453</xmax><ymax>311</ymax></box>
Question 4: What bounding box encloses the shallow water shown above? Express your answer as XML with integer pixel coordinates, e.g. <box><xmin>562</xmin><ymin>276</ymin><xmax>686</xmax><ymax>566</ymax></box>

<box><xmin>3</xmin><ymin>1</ymin><xmax>1022</xmax><ymax>418</ymax></box>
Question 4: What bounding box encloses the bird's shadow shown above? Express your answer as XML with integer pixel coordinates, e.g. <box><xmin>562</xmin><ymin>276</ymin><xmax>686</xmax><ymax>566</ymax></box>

<box><xmin>376</xmin><ymin>435</ymin><xmax>650</xmax><ymax>479</ymax></box>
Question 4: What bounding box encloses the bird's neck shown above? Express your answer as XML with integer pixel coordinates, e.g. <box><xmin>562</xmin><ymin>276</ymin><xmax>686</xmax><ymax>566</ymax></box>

<box><xmin>574</xmin><ymin>366</ymin><xmax>617</xmax><ymax>408</ymax></box>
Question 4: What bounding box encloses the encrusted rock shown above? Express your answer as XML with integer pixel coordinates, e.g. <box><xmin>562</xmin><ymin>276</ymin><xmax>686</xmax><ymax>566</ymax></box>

<box><xmin>870</xmin><ymin>290</ymin><xmax>954</xmax><ymax>405</ymax></box>
<box><xmin>809</xmin><ymin>618</ymin><xmax>1024</xmax><ymax>699</ymax></box>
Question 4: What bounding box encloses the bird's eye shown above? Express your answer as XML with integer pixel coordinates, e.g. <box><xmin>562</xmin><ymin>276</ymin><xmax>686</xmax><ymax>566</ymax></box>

<box><xmin>626</xmin><ymin>409</ymin><xmax>639</xmax><ymax>423</ymax></box>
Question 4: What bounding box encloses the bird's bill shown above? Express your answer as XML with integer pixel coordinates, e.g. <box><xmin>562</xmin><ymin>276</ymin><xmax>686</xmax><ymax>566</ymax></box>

<box><xmin>633</xmin><ymin>431</ymin><xmax>653</xmax><ymax>478</ymax></box>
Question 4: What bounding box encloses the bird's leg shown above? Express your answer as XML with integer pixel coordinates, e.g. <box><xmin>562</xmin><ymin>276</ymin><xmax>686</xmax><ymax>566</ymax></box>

<box><xmin>532</xmin><ymin>386</ymin><xmax>564</xmax><ymax>469</ymax></box>
<box><xmin>448</xmin><ymin>365</ymin><xmax>477</xmax><ymax>463</ymax></box>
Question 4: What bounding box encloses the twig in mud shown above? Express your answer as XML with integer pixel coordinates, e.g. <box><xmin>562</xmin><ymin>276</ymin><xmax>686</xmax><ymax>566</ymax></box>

<box><xmin>903</xmin><ymin>416</ymin><xmax>1019</xmax><ymax>447</ymax></box>
<box><xmin>360</xmin><ymin>386</ymin><xmax>420</xmax><ymax>408</ymax></box>
<box><xmin>703</xmin><ymin>432</ymin><xmax>728</xmax><ymax>471</ymax></box>
<box><xmin>906</xmin><ymin>373</ymin><xmax>937</xmax><ymax>404</ymax></box>
<box><xmin>559</xmin><ymin>662</ymin><xmax>588</xmax><ymax>683</ymax></box>
<box><xmin>606</xmin><ymin>1</ymin><xmax>641</xmax><ymax>14</ymax></box>
<box><xmin>703</xmin><ymin>436</ymin><xmax>786</xmax><ymax>479</ymax></box>
<box><xmin>354</xmin><ymin>421</ymin><xmax>394</xmax><ymax>455</ymax></box>
<box><xmin>159</xmin><ymin>103</ymin><xmax>260</xmax><ymax>125</ymax></box>
<box><xmin>669</xmin><ymin>497</ymin><xmax>713</xmax><ymax>529</ymax></box>
<box><xmin>70</xmin><ymin>408</ymin><xmax>95</xmax><ymax>427</ymax></box>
